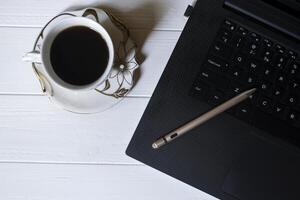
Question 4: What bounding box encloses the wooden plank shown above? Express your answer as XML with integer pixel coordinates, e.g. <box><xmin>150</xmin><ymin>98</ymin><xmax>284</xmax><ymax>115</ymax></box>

<box><xmin>0</xmin><ymin>27</ymin><xmax>180</xmax><ymax>96</ymax></box>
<box><xmin>0</xmin><ymin>163</ymin><xmax>217</xmax><ymax>200</ymax></box>
<box><xmin>0</xmin><ymin>95</ymin><xmax>150</xmax><ymax>164</ymax></box>
<box><xmin>0</xmin><ymin>0</ymin><xmax>191</xmax><ymax>30</ymax></box>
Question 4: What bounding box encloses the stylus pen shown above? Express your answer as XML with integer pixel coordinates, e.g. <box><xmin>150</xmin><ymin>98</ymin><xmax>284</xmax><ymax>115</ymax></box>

<box><xmin>152</xmin><ymin>88</ymin><xmax>257</xmax><ymax>149</ymax></box>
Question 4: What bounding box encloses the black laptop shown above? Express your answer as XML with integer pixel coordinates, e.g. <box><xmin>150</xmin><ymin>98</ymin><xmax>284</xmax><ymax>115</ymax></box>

<box><xmin>126</xmin><ymin>0</ymin><xmax>300</xmax><ymax>199</ymax></box>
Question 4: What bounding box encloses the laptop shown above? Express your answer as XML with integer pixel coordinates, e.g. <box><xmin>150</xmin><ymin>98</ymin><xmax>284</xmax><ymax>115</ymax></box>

<box><xmin>126</xmin><ymin>0</ymin><xmax>300</xmax><ymax>199</ymax></box>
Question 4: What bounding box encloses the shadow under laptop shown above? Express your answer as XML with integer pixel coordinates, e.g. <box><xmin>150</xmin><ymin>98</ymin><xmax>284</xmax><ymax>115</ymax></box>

<box><xmin>64</xmin><ymin>1</ymin><xmax>170</xmax><ymax>88</ymax></box>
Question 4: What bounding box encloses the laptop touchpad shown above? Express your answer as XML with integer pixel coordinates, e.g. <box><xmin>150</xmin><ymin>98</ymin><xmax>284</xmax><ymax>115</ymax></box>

<box><xmin>222</xmin><ymin>143</ymin><xmax>300</xmax><ymax>200</ymax></box>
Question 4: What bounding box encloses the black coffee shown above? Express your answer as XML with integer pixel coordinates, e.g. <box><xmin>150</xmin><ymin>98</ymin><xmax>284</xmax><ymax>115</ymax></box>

<box><xmin>50</xmin><ymin>26</ymin><xmax>109</xmax><ymax>86</ymax></box>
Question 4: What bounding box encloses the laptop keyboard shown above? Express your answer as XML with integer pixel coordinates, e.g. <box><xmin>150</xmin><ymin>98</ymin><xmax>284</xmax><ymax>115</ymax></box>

<box><xmin>190</xmin><ymin>19</ymin><xmax>300</xmax><ymax>144</ymax></box>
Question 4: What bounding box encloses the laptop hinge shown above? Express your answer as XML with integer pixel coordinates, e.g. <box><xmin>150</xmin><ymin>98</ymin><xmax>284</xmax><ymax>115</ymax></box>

<box><xmin>184</xmin><ymin>5</ymin><xmax>194</xmax><ymax>17</ymax></box>
<box><xmin>223</xmin><ymin>0</ymin><xmax>300</xmax><ymax>41</ymax></box>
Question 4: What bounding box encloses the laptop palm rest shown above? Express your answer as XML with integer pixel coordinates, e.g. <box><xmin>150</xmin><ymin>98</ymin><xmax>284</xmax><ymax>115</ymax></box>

<box><xmin>222</xmin><ymin>142</ymin><xmax>300</xmax><ymax>200</ymax></box>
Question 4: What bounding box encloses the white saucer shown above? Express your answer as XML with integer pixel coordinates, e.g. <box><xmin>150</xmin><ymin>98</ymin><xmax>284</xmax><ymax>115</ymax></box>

<box><xmin>31</xmin><ymin>8</ymin><xmax>140</xmax><ymax>113</ymax></box>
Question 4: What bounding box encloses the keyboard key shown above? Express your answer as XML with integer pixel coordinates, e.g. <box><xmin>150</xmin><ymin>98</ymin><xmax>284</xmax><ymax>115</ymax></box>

<box><xmin>209</xmin><ymin>90</ymin><xmax>226</xmax><ymax>105</ymax></box>
<box><xmin>235</xmin><ymin>102</ymin><xmax>253</xmax><ymax>122</ymax></box>
<box><xmin>287</xmin><ymin>67</ymin><xmax>299</xmax><ymax>77</ymax></box>
<box><xmin>246</xmin><ymin>60</ymin><xmax>262</xmax><ymax>74</ymax></box>
<box><xmin>228</xmin><ymin>82</ymin><xmax>250</xmax><ymax>97</ymax></box>
<box><xmin>262</xmin><ymin>66</ymin><xmax>275</xmax><ymax>80</ymax></box>
<box><xmin>262</xmin><ymin>38</ymin><xmax>273</xmax><ymax>49</ymax></box>
<box><xmin>259</xmin><ymin>80</ymin><xmax>272</xmax><ymax>93</ymax></box>
<box><xmin>198</xmin><ymin>69</ymin><xmax>214</xmax><ymax>81</ymax></box>
<box><xmin>257</xmin><ymin>96</ymin><xmax>272</xmax><ymax>113</ymax></box>
<box><xmin>285</xmin><ymin>94</ymin><xmax>298</xmax><ymax>106</ymax></box>
<box><xmin>287</xmin><ymin>110</ymin><xmax>300</xmax><ymax>125</ymax></box>
<box><xmin>249</xmin><ymin>92</ymin><xmax>258</xmax><ymax>103</ymax></box>
<box><xmin>232</xmin><ymin>86</ymin><xmax>242</xmax><ymax>94</ymax></box>
<box><xmin>249</xmin><ymin>32</ymin><xmax>261</xmax><ymax>43</ymax></box>
<box><xmin>287</xmin><ymin>61</ymin><xmax>300</xmax><ymax>77</ymax></box>
<box><xmin>290</xmin><ymin>62</ymin><xmax>300</xmax><ymax>70</ymax></box>
<box><xmin>223</xmin><ymin>20</ymin><xmax>236</xmax><ymax>31</ymax></box>
<box><xmin>237</xmin><ymin>26</ymin><xmax>248</xmax><ymax>36</ymax></box>
<box><xmin>230</xmin><ymin>35</ymin><xmax>245</xmax><ymax>48</ymax></box>
<box><xmin>243</xmin><ymin>42</ymin><xmax>260</xmax><ymax>56</ymax></box>
<box><xmin>273</xmin><ymin>103</ymin><xmax>286</xmax><ymax>119</ymax></box>
<box><xmin>198</xmin><ymin>70</ymin><xmax>212</xmax><ymax>82</ymax></box>
<box><xmin>260</xmin><ymin>50</ymin><xmax>273</xmax><ymax>63</ymax></box>
<box><xmin>287</xmin><ymin>50</ymin><xmax>297</xmax><ymax>60</ymax></box>
<box><xmin>272</xmin><ymin>55</ymin><xmax>288</xmax><ymax>70</ymax></box>
<box><xmin>272</xmin><ymin>86</ymin><xmax>285</xmax><ymax>99</ymax></box>
<box><xmin>244</xmin><ymin>74</ymin><xmax>258</xmax><ymax>87</ymax></box>
<box><xmin>233</xmin><ymin>53</ymin><xmax>247</xmax><ymax>66</ymax></box>
<box><xmin>205</xmin><ymin>55</ymin><xmax>229</xmax><ymax>72</ymax></box>
<box><xmin>229</xmin><ymin>67</ymin><xmax>244</xmax><ymax>82</ymax></box>
<box><xmin>290</xmin><ymin>79</ymin><xmax>300</xmax><ymax>91</ymax></box>
<box><xmin>217</xmin><ymin>28</ymin><xmax>232</xmax><ymax>44</ymax></box>
<box><xmin>275</xmin><ymin>44</ymin><xmax>285</xmax><ymax>54</ymax></box>
<box><xmin>210</xmin><ymin>42</ymin><xmax>232</xmax><ymax>59</ymax></box>
<box><xmin>276</xmin><ymin>73</ymin><xmax>288</xmax><ymax>86</ymax></box>
<box><xmin>191</xmin><ymin>81</ymin><xmax>210</xmax><ymax>99</ymax></box>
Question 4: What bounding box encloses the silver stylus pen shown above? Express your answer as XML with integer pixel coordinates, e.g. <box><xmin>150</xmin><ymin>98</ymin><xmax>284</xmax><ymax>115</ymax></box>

<box><xmin>152</xmin><ymin>88</ymin><xmax>257</xmax><ymax>149</ymax></box>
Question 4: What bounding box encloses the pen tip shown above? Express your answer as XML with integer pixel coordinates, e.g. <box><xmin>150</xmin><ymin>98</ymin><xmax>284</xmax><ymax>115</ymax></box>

<box><xmin>152</xmin><ymin>138</ymin><xmax>166</xmax><ymax>149</ymax></box>
<box><xmin>152</xmin><ymin>143</ymin><xmax>159</xmax><ymax>149</ymax></box>
<box><xmin>247</xmin><ymin>88</ymin><xmax>257</xmax><ymax>95</ymax></box>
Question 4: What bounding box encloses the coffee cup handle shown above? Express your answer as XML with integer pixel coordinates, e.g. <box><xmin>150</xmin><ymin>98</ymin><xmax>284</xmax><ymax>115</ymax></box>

<box><xmin>22</xmin><ymin>51</ymin><xmax>42</xmax><ymax>63</ymax></box>
<box><xmin>22</xmin><ymin>51</ymin><xmax>52</xmax><ymax>94</ymax></box>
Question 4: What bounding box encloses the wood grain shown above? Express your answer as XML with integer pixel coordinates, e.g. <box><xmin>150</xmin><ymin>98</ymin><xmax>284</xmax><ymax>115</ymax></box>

<box><xmin>0</xmin><ymin>95</ymin><xmax>148</xmax><ymax>164</ymax></box>
<box><xmin>0</xmin><ymin>0</ymin><xmax>191</xmax><ymax>30</ymax></box>
<box><xmin>0</xmin><ymin>163</ymin><xmax>216</xmax><ymax>200</ymax></box>
<box><xmin>0</xmin><ymin>27</ymin><xmax>180</xmax><ymax>96</ymax></box>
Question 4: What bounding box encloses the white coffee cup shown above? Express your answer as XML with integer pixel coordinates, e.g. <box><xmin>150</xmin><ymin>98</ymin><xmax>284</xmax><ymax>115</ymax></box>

<box><xmin>23</xmin><ymin>17</ymin><xmax>115</xmax><ymax>91</ymax></box>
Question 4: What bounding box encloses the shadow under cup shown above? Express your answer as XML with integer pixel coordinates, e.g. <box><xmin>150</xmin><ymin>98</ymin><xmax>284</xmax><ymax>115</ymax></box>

<box><xmin>41</xmin><ymin>17</ymin><xmax>115</xmax><ymax>91</ymax></box>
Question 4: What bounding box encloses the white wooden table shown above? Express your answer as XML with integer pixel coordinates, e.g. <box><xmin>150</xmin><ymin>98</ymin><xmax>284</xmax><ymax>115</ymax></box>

<box><xmin>0</xmin><ymin>0</ymin><xmax>217</xmax><ymax>199</ymax></box>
